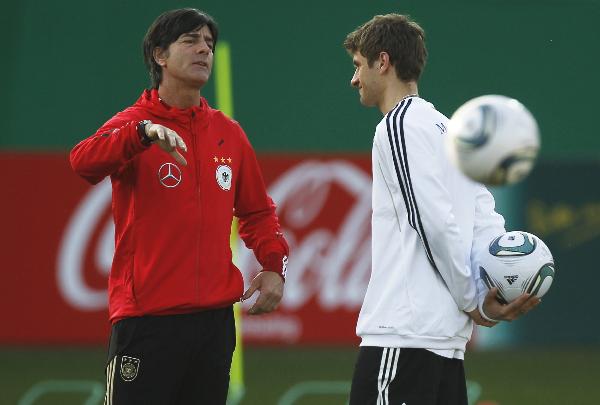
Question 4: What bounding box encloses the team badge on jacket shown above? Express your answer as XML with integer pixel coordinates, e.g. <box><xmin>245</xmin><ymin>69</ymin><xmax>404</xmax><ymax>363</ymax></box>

<box><xmin>216</xmin><ymin>165</ymin><xmax>232</xmax><ymax>190</ymax></box>
<box><xmin>120</xmin><ymin>356</ymin><xmax>140</xmax><ymax>381</ymax></box>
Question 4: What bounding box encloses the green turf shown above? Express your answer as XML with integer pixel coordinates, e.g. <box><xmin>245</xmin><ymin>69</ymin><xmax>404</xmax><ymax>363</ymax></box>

<box><xmin>464</xmin><ymin>348</ymin><xmax>600</xmax><ymax>405</ymax></box>
<box><xmin>0</xmin><ymin>347</ymin><xmax>598</xmax><ymax>404</ymax></box>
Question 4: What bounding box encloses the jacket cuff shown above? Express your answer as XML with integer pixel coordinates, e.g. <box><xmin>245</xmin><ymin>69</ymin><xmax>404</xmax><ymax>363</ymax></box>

<box><xmin>261</xmin><ymin>253</ymin><xmax>288</xmax><ymax>282</ymax></box>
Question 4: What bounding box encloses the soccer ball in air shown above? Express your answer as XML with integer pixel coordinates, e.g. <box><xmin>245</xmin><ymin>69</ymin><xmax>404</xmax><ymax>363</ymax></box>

<box><xmin>477</xmin><ymin>231</ymin><xmax>555</xmax><ymax>304</ymax></box>
<box><xmin>446</xmin><ymin>95</ymin><xmax>540</xmax><ymax>186</ymax></box>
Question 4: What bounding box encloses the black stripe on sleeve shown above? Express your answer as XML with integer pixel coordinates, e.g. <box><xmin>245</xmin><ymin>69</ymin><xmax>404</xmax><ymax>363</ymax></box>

<box><xmin>397</xmin><ymin>100</ymin><xmax>438</xmax><ymax>270</ymax></box>
<box><xmin>393</xmin><ymin>100</ymin><xmax>418</xmax><ymax>231</ymax></box>
<box><xmin>385</xmin><ymin>101</ymin><xmax>413</xmax><ymax>230</ymax></box>
<box><xmin>387</xmin><ymin>98</ymin><xmax>438</xmax><ymax>271</ymax></box>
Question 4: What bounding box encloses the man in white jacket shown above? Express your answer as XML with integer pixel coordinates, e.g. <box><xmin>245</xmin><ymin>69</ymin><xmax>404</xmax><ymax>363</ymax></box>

<box><xmin>344</xmin><ymin>14</ymin><xmax>540</xmax><ymax>405</ymax></box>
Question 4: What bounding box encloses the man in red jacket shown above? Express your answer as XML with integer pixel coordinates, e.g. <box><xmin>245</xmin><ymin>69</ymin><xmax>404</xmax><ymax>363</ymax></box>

<box><xmin>70</xmin><ymin>8</ymin><xmax>289</xmax><ymax>405</ymax></box>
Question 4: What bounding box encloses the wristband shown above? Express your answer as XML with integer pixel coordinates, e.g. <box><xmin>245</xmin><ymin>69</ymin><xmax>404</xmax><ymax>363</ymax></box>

<box><xmin>478</xmin><ymin>301</ymin><xmax>500</xmax><ymax>322</ymax></box>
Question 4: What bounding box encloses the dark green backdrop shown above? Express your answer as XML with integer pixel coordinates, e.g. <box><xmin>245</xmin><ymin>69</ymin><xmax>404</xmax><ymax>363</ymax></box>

<box><xmin>2</xmin><ymin>0</ymin><xmax>600</xmax><ymax>157</ymax></box>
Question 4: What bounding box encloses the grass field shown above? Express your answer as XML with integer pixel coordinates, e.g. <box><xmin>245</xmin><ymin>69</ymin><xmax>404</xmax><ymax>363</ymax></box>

<box><xmin>1</xmin><ymin>347</ymin><xmax>598</xmax><ymax>405</ymax></box>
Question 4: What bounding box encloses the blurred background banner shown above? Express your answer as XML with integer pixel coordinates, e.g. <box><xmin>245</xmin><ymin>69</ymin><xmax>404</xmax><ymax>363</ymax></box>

<box><xmin>1</xmin><ymin>152</ymin><xmax>110</xmax><ymax>343</ymax></box>
<box><xmin>238</xmin><ymin>156</ymin><xmax>371</xmax><ymax>345</ymax></box>
<box><xmin>521</xmin><ymin>160</ymin><xmax>600</xmax><ymax>345</ymax></box>
<box><xmin>3</xmin><ymin>151</ymin><xmax>599</xmax><ymax>348</ymax></box>
<box><xmin>0</xmin><ymin>153</ymin><xmax>371</xmax><ymax>345</ymax></box>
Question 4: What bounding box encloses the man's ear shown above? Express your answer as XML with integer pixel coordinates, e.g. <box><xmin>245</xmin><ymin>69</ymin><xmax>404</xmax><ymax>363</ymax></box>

<box><xmin>378</xmin><ymin>52</ymin><xmax>391</xmax><ymax>72</ymax></box>
<box><xmin>153</xmin><ymin>47</ymin><xmax>169</xmax><ymax>67</ymax></box>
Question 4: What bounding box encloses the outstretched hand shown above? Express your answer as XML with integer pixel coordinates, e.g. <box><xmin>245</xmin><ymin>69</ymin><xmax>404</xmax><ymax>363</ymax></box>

<box><xmin>145</xmin><ymin>123</ymin><xmax>188</xmax><ymax>166</ymax></box>
<box><xmin>241</xmin><ymin>271</ymin><xmax>284</xmax><ymax>315</ymax></box>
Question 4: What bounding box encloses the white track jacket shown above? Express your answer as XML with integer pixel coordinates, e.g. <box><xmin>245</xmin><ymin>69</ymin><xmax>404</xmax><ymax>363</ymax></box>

<box><xmin>357</xmin><ymin>96</ymin><xmax>505</xmax><ymax>356</ymax></box>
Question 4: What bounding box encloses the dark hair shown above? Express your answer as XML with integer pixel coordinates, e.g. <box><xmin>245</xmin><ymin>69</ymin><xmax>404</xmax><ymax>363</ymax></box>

<box><xmin>143</xmin><ymin>8</ymin><xmax>219</xmax><ymax>88</ymax></box>
<box><xmin>343</xmin><ymin>14</ymin><xmax>427</xmax><ymax>82</ymax></box>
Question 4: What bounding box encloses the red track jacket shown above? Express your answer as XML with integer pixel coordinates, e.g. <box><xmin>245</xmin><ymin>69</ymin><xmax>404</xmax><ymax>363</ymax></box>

<box><xmin>71</xmin><ymin>89</ymin><xmax>289</xmax><ymax>323</ymax></box>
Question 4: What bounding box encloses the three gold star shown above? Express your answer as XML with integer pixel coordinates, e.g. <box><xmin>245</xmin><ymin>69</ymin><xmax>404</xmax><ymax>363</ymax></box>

<box><xmin>213</xmin><ymin>156</ymin><xmax>232</xmax><ymax>164</ymax></box>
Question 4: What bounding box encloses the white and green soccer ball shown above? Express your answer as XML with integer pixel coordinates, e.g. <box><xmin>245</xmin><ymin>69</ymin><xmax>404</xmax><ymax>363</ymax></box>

<box><xmin>478</xmin><ymin>231</ymin><xmax>555</xmax><ymax>304</ymax></box>
<box><xmin>446</xmin><ymin>95</ymin><xmax>540</xmax><ymax>186</ymax></box>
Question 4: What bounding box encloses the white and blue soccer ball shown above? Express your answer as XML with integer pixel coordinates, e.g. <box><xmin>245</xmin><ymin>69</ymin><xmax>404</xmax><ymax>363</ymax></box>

<box><xmin>446</xmin><ymin>95</ymin><xmax>540</xmax><ymax>186</ymax></box>
<box><xmin>477</xmin><ymin>231</ymin><xmax>555</xmax><ymax>304</ymax></box>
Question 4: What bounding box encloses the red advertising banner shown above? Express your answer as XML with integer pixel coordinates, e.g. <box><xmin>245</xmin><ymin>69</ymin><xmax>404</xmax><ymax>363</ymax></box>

<box><xmin>1</xmin><ymin>153</ymin><xmax>111</xmax><ymax>344</ymax></box>
<box><xmin>0</xmin><ymin>152</ymin><xmax>370</xmax><ymax>345</ymax></box>
<box><xmin>237</xmin><ymin>156</ymin><xmax>371</xmax><ymax>345</ymax></box>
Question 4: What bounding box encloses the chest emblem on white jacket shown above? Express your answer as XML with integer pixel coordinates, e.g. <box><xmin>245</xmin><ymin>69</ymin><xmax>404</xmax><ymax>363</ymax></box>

<box><xmin>216</xmin><ymin>165</ymin><xmax>232</xmax><ymax>191</ymax></box>
<box><xmin>158</xmin><ymin>163</ymin><xmax>182</xmax><ymax>188</ymax></box>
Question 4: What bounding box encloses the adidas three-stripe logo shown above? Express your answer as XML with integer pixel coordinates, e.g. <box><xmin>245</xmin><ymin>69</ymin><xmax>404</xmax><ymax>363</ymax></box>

<box><xmin>104</xmin><ymin>356</ymin><xmax>117</xmax><ymax>405</ymax></box>
<box><xmin>385</xmin><ymin>99</ymin><xmax>438</xmax><ymax>272</ymax></box>
<box><xmin>377</xmin><ymin>347</ymin><xmax>400</xmax><ymax>405</ymax></box>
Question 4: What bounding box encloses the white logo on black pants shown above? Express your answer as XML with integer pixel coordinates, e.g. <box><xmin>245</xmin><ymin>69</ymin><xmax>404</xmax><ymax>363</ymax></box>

<box><xmin>120</xmin><ymin>356</ymin><xmax>140</xmax><ymax>381</ymax></box>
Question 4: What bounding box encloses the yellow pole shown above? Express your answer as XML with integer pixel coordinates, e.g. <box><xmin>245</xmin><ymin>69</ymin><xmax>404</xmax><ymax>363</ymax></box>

<box><xmin>228</xmin><ymin>219</ymin><xmax>244</xmax><ymax>405</ymax></box>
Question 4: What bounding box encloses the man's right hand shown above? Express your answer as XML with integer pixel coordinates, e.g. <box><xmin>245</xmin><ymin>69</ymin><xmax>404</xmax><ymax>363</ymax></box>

<box><xmin>145</xmin><ymin>123</ymin><xmax>188</xmax><ymax>166</ymax></box>
<box><xmin>466</xmin><ymin>307</ymin><xmax>497</xmax><ymax>328</ymax></box>
<box><xmin>466</xmin><ymin>287</ymin><xmax>541</xmax><ymax>326</ymax></box>
<box><xmin>482</xmin><ymin>287</ymin><xmax>540</xmax><ymax>322</ymax></box>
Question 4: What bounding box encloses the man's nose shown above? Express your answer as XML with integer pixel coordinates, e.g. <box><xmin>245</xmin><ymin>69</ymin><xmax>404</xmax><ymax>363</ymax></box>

<box><xmin>196</xmin><ymin>41</ymin><xmax>211</xmax><ymax>53</ymax></box>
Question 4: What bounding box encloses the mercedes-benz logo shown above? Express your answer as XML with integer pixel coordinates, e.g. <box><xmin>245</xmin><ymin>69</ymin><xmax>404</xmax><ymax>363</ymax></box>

<box><xmin>158</xmin><ymin>163</ymin><xmax>182</xmax><ymax>188</ymax></box>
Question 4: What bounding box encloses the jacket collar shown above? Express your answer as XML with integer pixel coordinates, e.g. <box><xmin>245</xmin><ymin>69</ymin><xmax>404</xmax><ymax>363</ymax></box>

<box><xmin>135</xmin><ymin>89</ymin><xmax>210</xmax><ymax>123</ymax></box>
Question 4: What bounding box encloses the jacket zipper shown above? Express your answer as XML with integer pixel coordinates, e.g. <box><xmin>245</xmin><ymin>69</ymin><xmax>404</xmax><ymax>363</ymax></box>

<box><xmin>191</xmin><ymin>111</ymin><xmax>201</xmax><ymax>303</ymax></box>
